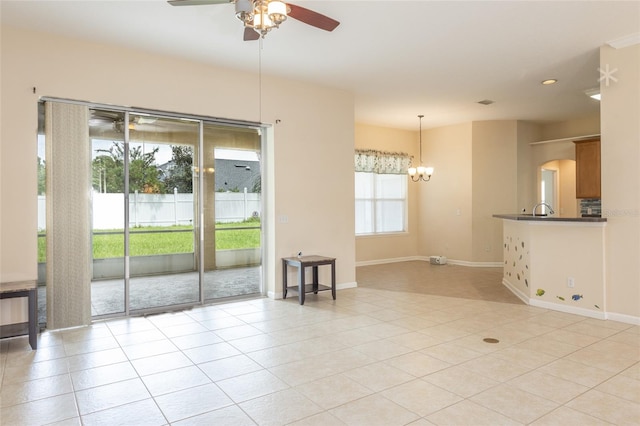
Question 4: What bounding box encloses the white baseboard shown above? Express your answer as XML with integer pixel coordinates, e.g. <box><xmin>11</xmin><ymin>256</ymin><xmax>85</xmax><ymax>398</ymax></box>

<box><xmin>356</xmin><ymin>256</ymin><xmax>502</xmax><ymax>268</ymax></box>
<box><xmin>529</xmin><ymin>298</ymin><xmax>607</xmax><ymax>320</ymax></box>
<box><xmin>446</xmin><ymin>259</ymin><xmax>503</xmax><ymax>268</ymax></box>
<box><xmin>502</xmin><ymin>278</ymin><xmax>529</xmax><ymax>304</ymax></box>
<box><xmin>355</xmin><ymin>256</ymin><xmax>422</xmax><ymax>267</ymax></box>
<box><xmin>606</xmin><ymin>311</ymin><xmax>640</xmax><ymax>325</ymax></box>
<box><xmin>503</xmin><ymin>278</ymin><xmax>640</xmax><ymax>324</ymax></box>
<box><xmin>338</xmin><ymin>281</ymin><xmax>358</xmax><ymax>290</ymax></box>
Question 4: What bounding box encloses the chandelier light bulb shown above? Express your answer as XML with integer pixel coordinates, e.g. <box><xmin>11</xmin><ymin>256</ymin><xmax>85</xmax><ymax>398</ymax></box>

<box><xmin>235</xmin><ymin>0</ymin><xmax>252</xmax><ymax>19</ymax></box>
<box><xmin>268</xmin><ymin>1</ymin><xmax>288</xmax><ymax>25</ymax></box>
<box><xmin>254</xmin><ymin>12</ymin><xmax>273</xmax><ymax>28</ymax></box>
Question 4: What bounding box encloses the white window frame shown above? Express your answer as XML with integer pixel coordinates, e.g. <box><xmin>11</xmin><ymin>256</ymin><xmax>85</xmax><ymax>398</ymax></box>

<box><xmin>355</xmin><ymin>171</ymin><xmax>408</xmax><ymax>236</ymax></box>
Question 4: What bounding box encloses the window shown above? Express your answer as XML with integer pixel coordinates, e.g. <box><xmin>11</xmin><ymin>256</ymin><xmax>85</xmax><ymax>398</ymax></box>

<box><xmin>355</xmin><ymin>172</ymin><xmax>407</xmax><ymax>234</ymax></box>
<box><xmin>354</xmin><ymin>149</ymin><xmax>410</xmax><ymax>236</ymax></box>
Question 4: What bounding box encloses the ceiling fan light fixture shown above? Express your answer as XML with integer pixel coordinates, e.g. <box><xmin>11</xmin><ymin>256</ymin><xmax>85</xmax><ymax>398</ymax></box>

<box><xmin>254</xmin><ymin>11</ymin><xmax>273</xmax><ymax>28</ymax></box>
<box><xmin>268</xmin><ymin>1</ymin><xmax>288</xmax><ymax>25</ymax></box>
<box><xmin>242</xmin><ymin>0</ymin><xmax>288</xmax><ymax>38</ymax></box>
<box><xmin>167</xmin><ymin>0</ymin><xmax>340</xmax><ymax>41</ymax></box>
<box><xmin>169</xmin><ymin>0</ymin><xmax>340</xmax><ymax>40</ymax></box>
<box><xmin>235</xmin><ymin>0</ymin><xmax>253</xmax><ymax>21</ymax></box>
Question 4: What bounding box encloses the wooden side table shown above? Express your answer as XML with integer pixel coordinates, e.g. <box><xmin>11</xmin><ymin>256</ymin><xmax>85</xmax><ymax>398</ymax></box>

<box><xmin>0</xmin><ymin>280</ymin><xmax>38</xmax><ymax>350</ymax></box>
<box><xmin>282</xmin><ymin>255</ymin><xmax>336</xmax><ymax>305</ymax></box>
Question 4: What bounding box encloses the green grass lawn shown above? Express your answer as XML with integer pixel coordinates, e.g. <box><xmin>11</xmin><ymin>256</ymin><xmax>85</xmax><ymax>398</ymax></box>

<box><xmin>38</xmin><ymin>221</ymin><xmax>260</xmax><ymax>262</ymax></box>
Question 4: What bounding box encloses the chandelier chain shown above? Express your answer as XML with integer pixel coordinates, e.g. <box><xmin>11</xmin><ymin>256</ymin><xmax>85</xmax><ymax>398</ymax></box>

<box><xmin>408</xmin><ymin>114</ymin><xmax>434</xmax><ymax>182</ymax></box>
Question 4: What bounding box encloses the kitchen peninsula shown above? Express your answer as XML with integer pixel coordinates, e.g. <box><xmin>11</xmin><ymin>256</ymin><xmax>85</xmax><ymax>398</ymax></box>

<box><xmin>493</xmin><ymin>214</ymin><xmax>607</xmax><ymax>319</ymax></box>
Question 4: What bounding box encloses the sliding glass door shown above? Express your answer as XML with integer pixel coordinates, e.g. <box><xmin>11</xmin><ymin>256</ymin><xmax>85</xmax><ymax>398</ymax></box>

<box><xmin>127</xmin><ymin>114</ymin><xmax>200</xmax><ymax>312</ymax></box>
<box><xmin>89</xmin><ymin>110</ymin><xmax>202</xmax><ymax>315</ymax></box>
<box><xmin>37</xmin><ymin>103</ymin><xmax>263</xmax><ymax>323</ymax></box>
<box><xmin>202</xmin><ymin>124</ymin><xmax>262</xmax><ymax>301</ymax></box>
<box><xmin>90</xmin><ymin>110</ymin><xmax>126</xmax><ymax>316</ymax></box>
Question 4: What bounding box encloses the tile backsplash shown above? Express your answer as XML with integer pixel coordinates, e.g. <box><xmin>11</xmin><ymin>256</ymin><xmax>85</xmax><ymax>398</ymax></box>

<box><xmin>580</xmin><ymin>198</ymin><xmax>601</xmax><ymax>216</ymax></box>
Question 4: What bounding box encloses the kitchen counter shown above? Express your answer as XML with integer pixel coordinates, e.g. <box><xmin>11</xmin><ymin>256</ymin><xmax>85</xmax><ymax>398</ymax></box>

<box><xmin>493</xmin><ymin>214</ymin><xmax>606</xmax><ymax>222</ymax></box>
<box><xmin>494</xmin><ymin>215</ymin><xmax>606</xmax><ymax>319</ymax></box>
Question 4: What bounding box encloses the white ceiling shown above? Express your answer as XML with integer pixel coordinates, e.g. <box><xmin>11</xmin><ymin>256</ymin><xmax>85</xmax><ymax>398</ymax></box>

<box><xmin>2</xmin><ymin>0</ymin><xmax>639</xmax><ymax>130</ymax></box>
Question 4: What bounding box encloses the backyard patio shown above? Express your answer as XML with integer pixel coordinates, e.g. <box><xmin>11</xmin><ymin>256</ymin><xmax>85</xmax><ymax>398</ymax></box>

<box><xmin>36</xmin><ymin>266</ymin><xmax>261</xmax><ymax>324</ymax></box>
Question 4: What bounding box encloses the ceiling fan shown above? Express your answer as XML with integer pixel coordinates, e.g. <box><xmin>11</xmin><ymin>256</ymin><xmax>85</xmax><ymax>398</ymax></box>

<box><xmin>168</xmin><ymin>0</ymin><xmax>340</xmax><ymax>41</ymax></box>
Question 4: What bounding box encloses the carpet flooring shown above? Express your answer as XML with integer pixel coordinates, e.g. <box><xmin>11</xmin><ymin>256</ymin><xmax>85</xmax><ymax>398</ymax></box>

<box><xmin>356</xmin><ymin>261</ymin><xmax>523</xmax><ymax>305</ymax></box>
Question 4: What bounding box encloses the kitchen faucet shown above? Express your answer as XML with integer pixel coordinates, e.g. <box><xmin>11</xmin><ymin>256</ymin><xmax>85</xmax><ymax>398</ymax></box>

<box><xmin>532</xmin><ymin>202</ymin><xmax>555</xmax><ymax>216</ymax></box>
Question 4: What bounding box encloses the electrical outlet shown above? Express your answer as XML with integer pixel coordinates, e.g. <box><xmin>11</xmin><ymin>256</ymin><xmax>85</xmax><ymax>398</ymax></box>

<box><xmin>567</xmin><ymin>277</ymin><xmax>575</xmax><ymax>288</ymax></box>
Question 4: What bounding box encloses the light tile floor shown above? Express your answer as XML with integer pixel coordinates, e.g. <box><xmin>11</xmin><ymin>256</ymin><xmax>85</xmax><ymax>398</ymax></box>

<box><xmin>1</xmin><ymin>262</ymin><xmax>639</xmax><ymax>425</ymax></box>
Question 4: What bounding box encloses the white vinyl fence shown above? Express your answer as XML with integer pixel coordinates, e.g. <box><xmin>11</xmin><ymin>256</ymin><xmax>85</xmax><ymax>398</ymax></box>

<box><xmin>38</xmin><ymin>189</ymin><xmax>261</xmax><ymax>229</ymax></box>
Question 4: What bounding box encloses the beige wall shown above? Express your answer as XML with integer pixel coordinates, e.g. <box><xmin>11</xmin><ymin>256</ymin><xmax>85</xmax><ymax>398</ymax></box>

<box><xmin>529</xmin><ymin>222</ymin><xmax>606</xmax><ymax>316</ymax></box>
<box><xmin>417</xmin><ymin>120</ymin><xmax>521</xmax><ymax>265</ymax></box>
<box><xmin>419</xmin><ymin>123</ymin><xmax>473</xmax><ymax>261</ymax></box>
<box><xmin>471</xmin><ymin>121</ymin><xmax>518</xmax><ymax>263</ymax></box>
<box><xmin>516</xmin><ymin>121</ymin><xmax>540</xmax><ymax>213</ymax></box>
<box><xmin>502</xmin><ymin>219</ymin><xmax>606</xmax><ymax>317</ymax></box>
<box><xmin>0</xmin><ymin>26</ymin><xmax>356</xmax><ymax>321</ymax></box>
<box><xmin>556</xmin><ymin>159</ymin><xmax>578</xmax><ymax>217</ymax></box>
<box><xmin>354</xmin><ymin>123</ymin><xmax>419</xmax><ymax>263</ymax></box>
<box><xmin>600</xmin><ymin>44</ymin><xmax>640</xmax><ymax>320</ymax></box>
<box><xmin>540</xmin><ymin>112</ymin><xmax>600</xmax><ymax>141</ymax></box>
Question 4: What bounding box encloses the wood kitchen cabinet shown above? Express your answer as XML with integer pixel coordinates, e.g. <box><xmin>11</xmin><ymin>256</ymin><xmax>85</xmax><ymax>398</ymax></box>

<box><xmin>574</xmin><ymin>139</ymin><xmax>601</xmax><ymax>199</ymax></box>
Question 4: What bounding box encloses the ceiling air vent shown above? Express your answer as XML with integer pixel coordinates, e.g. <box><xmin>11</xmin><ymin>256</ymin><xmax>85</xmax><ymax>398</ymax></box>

<box><xmin>477</xmin><ymin>99</ymin><xmax>495</xmax><ymax>105</ymax></box>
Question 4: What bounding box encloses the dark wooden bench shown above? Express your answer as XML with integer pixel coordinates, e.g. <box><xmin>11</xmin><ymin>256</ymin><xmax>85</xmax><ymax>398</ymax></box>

<box><xmin>0</xmin><ymin>280</ymin><xmax>38</xmax><ymax>349</ymax></box>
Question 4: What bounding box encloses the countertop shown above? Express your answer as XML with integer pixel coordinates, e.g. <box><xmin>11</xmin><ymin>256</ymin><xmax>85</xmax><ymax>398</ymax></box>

<box><xmin>493</xmin><ymin>214</ymin><xmax>607</xmax><ymax>222</ymax></box>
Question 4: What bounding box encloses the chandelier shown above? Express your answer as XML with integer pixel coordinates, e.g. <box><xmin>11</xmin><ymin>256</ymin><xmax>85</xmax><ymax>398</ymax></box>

<box><xmin>408</xmin><ymin>114</ymin><xmax>434</xmax><ymax>182</ymax></box>
<box><xmin>235</xmin><ymin>0</ymin><xmax>288</xmax><ymax>38</ymax></box>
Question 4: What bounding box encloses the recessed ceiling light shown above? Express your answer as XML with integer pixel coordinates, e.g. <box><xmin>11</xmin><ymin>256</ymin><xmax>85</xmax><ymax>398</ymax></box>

<box><xmin>477</xmin><ymin>99</ymin><xmax>494</xmax><ymax>105</ymax></box>
<box><xmin>541</xmin><ymin>79</ymin><xmax>558</xmax><ymax>85</ymax></box>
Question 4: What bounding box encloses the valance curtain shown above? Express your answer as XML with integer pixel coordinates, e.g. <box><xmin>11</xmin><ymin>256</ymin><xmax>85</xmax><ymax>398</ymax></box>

<box><xmin>354</xmin><ymin>149</ymin><xmax>411</xmax><ymax>174</ymax></box>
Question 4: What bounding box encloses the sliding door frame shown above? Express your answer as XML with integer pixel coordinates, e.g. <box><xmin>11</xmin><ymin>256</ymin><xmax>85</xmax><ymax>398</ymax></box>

<box><xmin>40</xmin><ymin>97</ymin><xmax>267</xmax><ymax>320</ymax></box>
<box><xmin>124</xmin><ymin>111</ymin><xmax>131</xmax><ymax>316</ymax></box>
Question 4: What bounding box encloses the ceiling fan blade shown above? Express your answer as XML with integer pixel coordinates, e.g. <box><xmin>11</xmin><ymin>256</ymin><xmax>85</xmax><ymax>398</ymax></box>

<box><xmin>287</xmin><ymin>3</ymin><xmax>340</xmax><ymax>32</ymax></box>
<box><xmin>244</xmin><ymin>27</ymin><xmax>260</xmax><ymax>41</ymax></box>
<box><xmin>168</xmin><ymin>0</ymin><xmax>231</xmax><ymax>6</ymax></box>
